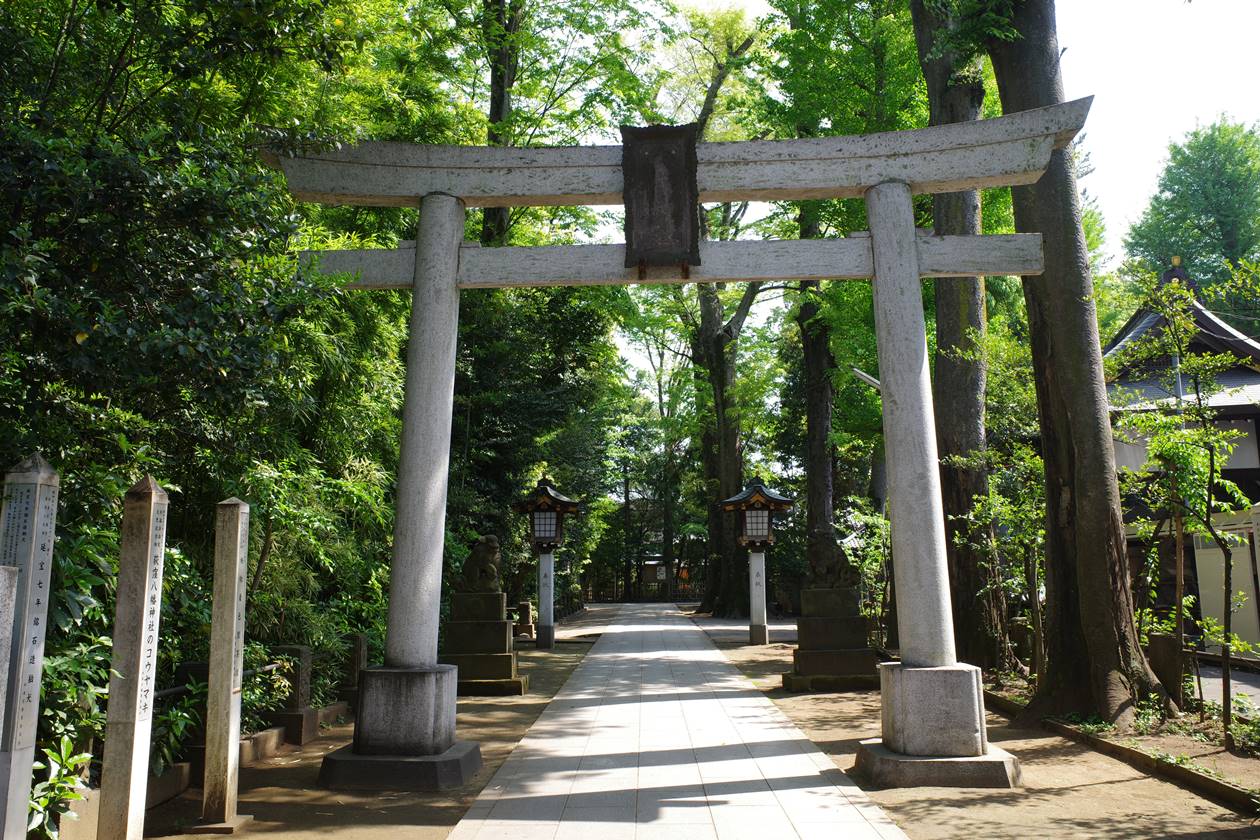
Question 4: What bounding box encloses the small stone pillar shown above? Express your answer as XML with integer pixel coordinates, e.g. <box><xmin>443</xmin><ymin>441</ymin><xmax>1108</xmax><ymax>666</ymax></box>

<box><xmin>513</xmin><ymin>602</ymin><xmax>535</xmax><ymax>639</ymax></box>
<box><xmin>749</xmin><ymin>550</ymin><xmax>768</xmax><ymax>645</ymax></box>
<box><xmin>537</xmin><ymin>552</ymin><xmax>555</xmax><ymax>649</ymax></box>
<box><xmin>98</xmin><ymin>477</ymin><xmax>170</xmax><ymax>840</ymax></box>
<box><xmin>1146</xmin><ymin>633</ymin><xmax>1184</xmax><ymax>708</ymax></box>
<box><xmin>0</xmin><ymin>455</ymin><xmax>59</xmax><ymax>840</ymax></box>
<box><xmin>853</xmin><ymin>182</ymin><xmax>1018</xmax><ymax>789</ymax></box>
<box><xmin>193</xmin><ymin>499</ymin><xmax>252</xmax><ymax>833</ymax></box>
<box><xmin>338</xmin><ymin>634</ymin><xmax>369</xmax><ymax>709</ymax></box>
<box><xmin>318</xmin><ymin>193</ymin><xmax>481</xmax><ymax>790</ymax></box>
<box><xmin>266</xmin><ymin>645</ymin><xmax>317</xmax><ymax>744</ymax></box>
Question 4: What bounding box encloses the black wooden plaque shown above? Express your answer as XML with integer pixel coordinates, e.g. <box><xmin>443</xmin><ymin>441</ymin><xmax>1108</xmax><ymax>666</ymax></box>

<box><xmin>620</xmin><ymin>123</ymin><xmax>701</xmax><ymax>268</ymax></box>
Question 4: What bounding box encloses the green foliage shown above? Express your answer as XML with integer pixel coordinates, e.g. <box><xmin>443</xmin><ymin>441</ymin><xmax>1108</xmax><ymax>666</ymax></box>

<box><xmin>28</xmin><ymin>737</ymin><xmax>92</xmax><ymax>840</ymax></box>
<box><xmin>1125</xmin><ymin>119</ymin><xmax>1260</xmax><ymax>326</ymax></box>
<box><xmin>149</xmin><ymin>689</ymin><xmax>204</xmax><ymax>776</ymax></box>
<box><xmin>241</xmin><ymin>644</ymin><xmax>294</xmax><ymax>736</ymax></box>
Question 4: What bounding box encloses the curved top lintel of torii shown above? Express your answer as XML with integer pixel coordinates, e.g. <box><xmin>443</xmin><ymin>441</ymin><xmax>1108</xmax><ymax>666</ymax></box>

<box><xmin>274</xmin><ymin>97</ymin><xmax>1091</xmax><ymax>210</ymax></box>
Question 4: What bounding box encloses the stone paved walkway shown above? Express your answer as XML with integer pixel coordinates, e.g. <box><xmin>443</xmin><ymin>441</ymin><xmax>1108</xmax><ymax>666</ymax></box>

<box><xmin>448</xmin><ymin>603</ymin><xmax>907</xmax><ymax>840</ymax></box>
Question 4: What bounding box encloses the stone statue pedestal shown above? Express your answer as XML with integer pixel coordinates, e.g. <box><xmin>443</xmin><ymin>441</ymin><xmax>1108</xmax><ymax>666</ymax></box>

<box><xmin>440</xmin><ymin>593</ymin><xmax>528</xmax><ymax>696</ymax></box>
<box><xmin>782</xmin><ymin>588</ymin><xmax>880</xmax><ymax>692</ymax></box>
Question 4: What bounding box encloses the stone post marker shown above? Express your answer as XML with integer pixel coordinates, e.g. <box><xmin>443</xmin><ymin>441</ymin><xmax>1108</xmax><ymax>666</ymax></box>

<box><xmin>853</xmin><ymin>182</ymin><xmax>1018</xmax><ymax>787</ymax></box>
<box><xmin>0</xmin><ymin>569</ymin><xmax>16</xmax><ymax>723</ymax></box>
<box><xmin>0</xmin><ymin>455</ymin><xmax>60</xmax><ymax>840</ymax></box>
<box><xmin>748</xmin><ymin>550</ymin><xmax>768</xmax><ymax>645</ymax></box>
<box><xmin>319</xmin><ymin>192</ymin><xmax>481</xmax><ymax>790</ymax></box>
<box><xmin>537</xmin><ymin>552</ymin><xmax>555</xmax><ymax>650</ymax></box>
<box><xmin>98</xmin><ymin>477</ymin><xmax>170</xmax><ymax>840</ymax></box>
<box><xmin>193</xmin><ymin>499</ymin><xmax>252</xmax><ymax>833</ymax></box>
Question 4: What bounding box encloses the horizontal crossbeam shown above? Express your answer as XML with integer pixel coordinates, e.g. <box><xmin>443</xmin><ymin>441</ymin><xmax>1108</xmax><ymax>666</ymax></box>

<box><xmin>304</xmin><ymin>233</ymin><xmax>1044</xmax><ymax>289</ymax></box>
<box><xmin>275</xmin><ymin>99</ymin><xmax>1090</xmax><ymax>208</ymax></box>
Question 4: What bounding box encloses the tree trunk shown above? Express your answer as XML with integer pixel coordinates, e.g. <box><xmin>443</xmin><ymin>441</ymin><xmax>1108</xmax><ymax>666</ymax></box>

<box><xmin>699</xmin><ymin>282</ymin><xmax>749</xmax><ymax>618</ymax></box>
<box><xmin>623</xmin><ymin>461</ymin><xmax>633</xmax><ymax>601</ymax></box>
<box><xmin>796</xmin><ymin>205</ymin><xmax>847</xmax><ymax>586</ymax></box>
<box><xmin>480</xmin><ymin>0</ymin><xmax>522</xmax><ymax>246</ymax></box>
<box><xmin>987</xmin><ymin>0</ymin><xmax>1162</xmax><ymax>725</ymax></box>
<box><xmin>910</xmin><ymin>0</ymin><xmax>1002</xmax><ymax>670</ymax></box>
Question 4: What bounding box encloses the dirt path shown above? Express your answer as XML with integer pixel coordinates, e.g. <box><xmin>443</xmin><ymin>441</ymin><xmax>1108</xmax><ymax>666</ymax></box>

<box><xmin>712</xmin><ymin>637</ymin><xmax>1260</xmax><ymax>839</ymax></box>
<box><xmin>144</xmin><ymin>634</ymin><xmax>596</xmax><ymax>839</ymax></box>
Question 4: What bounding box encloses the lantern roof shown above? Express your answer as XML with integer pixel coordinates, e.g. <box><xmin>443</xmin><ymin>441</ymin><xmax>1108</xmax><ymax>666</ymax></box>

<box><xmin>719</xmin><ymin>477</ymin><xmax>794</xmax><ymax>511</ymax></box>
<box><xmin>514</xmin><ymin>478</ymin><xmax>580</xmax><ymax>514</ymax></box>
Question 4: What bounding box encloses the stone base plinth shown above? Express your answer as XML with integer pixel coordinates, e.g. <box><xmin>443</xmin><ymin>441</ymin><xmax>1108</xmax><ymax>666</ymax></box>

<box><xmin>443</xmin><ymin>619</ymin><xmax>512</xmax><ymax>654</ymax></box>
<box><xmin>513</xmin><ymin>622</ymin><xmax>535</xmax><ymax>638</ymax></box>
<box><xmin>880</xmin><ymin>661</ymin><xmax>987</xmax><ymax>757</ymax></box>
<box><xmin>750</xmin><ymin>623</ymin><xmax>768</xmax><ymax>646</ymax></box>
<box><xmin>783</xmin><ymin>672</ymin><xmax>878</xmax><ymax>692</ymax></box>
<box><xmin>451</xmin><ymin>592</ymin><xmax>507</xmax><ymax>620</ymax></box>
<box><xmin>854</xmin><ymin>738</ymin><xmax>1020</xmax><ymax>788</ymax></box>
<box><xmin>537</xmin><ymin>624</ymin><xmax>554</xmax><ymax>649</ymax></box>
<box><xmin>188</xmin><ymin>815</ymin><xmax>254</xmax><ymax>835</ymax></box>
<box><xmin>319</xmin><ymin>741</ymin><xmax>482</xmax><ymax>790</ymax></box>
<box><xmin>352</xmin><ymin>666</ymin><xmax>458</xmax><ymax>755</ymax></box>
<box><xmin>459</xmin><ymin>676</ymin><xmax>528</xmax><ymax>695</ymax></box>
<box><xmin>783</xmin><ymin>587</ymin><xmax>879</xmax><ymax>692</ymax></box>
<box><xmin>443</xmin><ymin>651</ymin><xmax>529</xmax><ymax>696</ymax></box>
<box><xmin>264</xmin><ymin>708</ymin><xmax>318</xmax><ymax>745</ymax></box>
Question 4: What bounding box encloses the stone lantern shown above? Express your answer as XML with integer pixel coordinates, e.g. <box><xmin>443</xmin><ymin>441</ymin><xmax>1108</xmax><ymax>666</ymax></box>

<box><xmin>515</xmin><ymin>479</ymin><xmax>579</xmax><ymax>648</ymax></box>
<box><xmin>720</xmin><ymin>478</ymin><xmax>794</xmax><ymax>644</ymax></box>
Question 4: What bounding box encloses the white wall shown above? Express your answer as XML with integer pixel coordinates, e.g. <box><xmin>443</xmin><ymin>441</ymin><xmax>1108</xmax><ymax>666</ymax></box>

<box><xmin>1112</xmin><ymin>416</ymin><xmax>1260</xmax><ymax>472</ymax></box>
<box><xmin>1194</xmin><ymin>508</ymin><xmax>1260</xmax><ymax>652</ymax></box>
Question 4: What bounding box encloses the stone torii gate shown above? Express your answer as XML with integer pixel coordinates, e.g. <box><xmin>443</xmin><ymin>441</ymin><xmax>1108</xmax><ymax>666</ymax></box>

<box><xmin>279</xmin><ymin>97</ymin><xmax>1090</xmax><ymax>789</ymax></box>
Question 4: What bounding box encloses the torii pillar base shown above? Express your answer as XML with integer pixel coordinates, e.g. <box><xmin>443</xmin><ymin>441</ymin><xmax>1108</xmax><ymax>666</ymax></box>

<box><xmin>318</xmin><ymin>666</ymin><xmax>481</xmax><ymax>790</ymax></box>
<box><xmin>853</xmin><ymin>663</ymin><xmax>1019</xmax><ymax>789</ymax></box>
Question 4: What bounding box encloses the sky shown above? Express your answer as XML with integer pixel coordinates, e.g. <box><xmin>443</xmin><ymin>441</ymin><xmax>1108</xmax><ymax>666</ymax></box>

<box><xmin>684</xmin><ymin>0</ymin><xmax>1260</xmax><ymax>265</ymax></box>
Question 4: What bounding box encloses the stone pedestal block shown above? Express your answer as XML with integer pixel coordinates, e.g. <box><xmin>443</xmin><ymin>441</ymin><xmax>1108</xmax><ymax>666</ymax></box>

<box><xmin>879</xmin><ymin>662</ymin><xmax>985</xmax><ymax>757</ymax></box>
<box><xmin>440</xmin><ymin>653</ymin><xmax>518</xmax><ymax>681</ymax></box>
<box><xmin>442</xmin><ymin>620</ymin><xmax>512</xmax><ymax>654</ymax></box>
<box><xmin>265</xmin><ymin>645</ymin><xmax>319</xmax><ymax>744</ymax></box>
<box><xmin>440</xmin><ymin>594</ymin><xmax>528</xmax><ymax>696</ymax></box>
<box><xmin>264</xmin><ymin>709</ymin><xmax>318</xmax><ymax>745</ymax></box>
<box><xmin>750</xmin><ymin>624</ymin><xmax>768</xmax><ymax>646</ymax></box>
<box><xmin>782</xmin><ymin>587</ymin><xmax>879</xmax><ymax>692</ymax></box>
<box><xmin>796</xmin><ymin>616</ymin><xmax>869</xmax><ymax>649</ymax></box>
<box><xmin>801</xmin><ymin>587</ymin><xmax>861</xmax><ymax>616</ymax></box>
<box><xmin>451</xmin><ymin>592</ymin><xmax>506</xmax><ymax>621</ymax></box>
<box><xmin>854</xmin><ymin>739</ymin><xmax>1020</xmax><ymax>789</ymax></box>
<box><xmin>353</xmin><ymin>666</ymin><xmax>457</xmax><ymax>755</ymax></box>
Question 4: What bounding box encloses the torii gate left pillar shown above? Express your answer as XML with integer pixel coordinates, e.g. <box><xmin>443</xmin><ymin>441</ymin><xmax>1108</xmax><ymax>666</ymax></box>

<box><xmin>318</xmin><ymin>192</ymin><xmax>482</xmax><ymax>789</ymax></box>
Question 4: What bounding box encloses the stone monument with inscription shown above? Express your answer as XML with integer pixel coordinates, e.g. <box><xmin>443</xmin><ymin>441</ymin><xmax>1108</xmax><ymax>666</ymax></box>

<box><xmin>98</xmin><ymin>476</ymin><xmax>169</xmax><ymax>840</ymax></box>
<box><xmin>193</xmin><ymin>498</ymin><xmax>252</xmax><ymax>834</ymax></box>
<box><xmin>0</xmin><ymin>455</ymin><xmax>60</xmax><ymax>840</ymax></box>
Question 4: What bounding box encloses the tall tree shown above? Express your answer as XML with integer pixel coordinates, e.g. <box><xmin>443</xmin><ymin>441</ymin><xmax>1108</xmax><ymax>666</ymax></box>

<box><xmin>1125</xmin><ymin>119</ymin><xmax>1260</xmax><ymax>330</ymax></box>
<box><xmin>659</xmin><ymin>8</ymin><xmax>760</xmax><ymax>616</ymax></box>
<box><xmin>909</xmin><ymin>0</ymin><xmax>1003</xmax><ymax>669</ymax></box>
<box><xmin>985</xmin><ymin>0</ymin><xmax>1164</xmax><ymax>724</ymax></box>
<box><xmin>761</xmin><ymin>0</ymin><xmax>923</xmax><ymax>589</ymax></box>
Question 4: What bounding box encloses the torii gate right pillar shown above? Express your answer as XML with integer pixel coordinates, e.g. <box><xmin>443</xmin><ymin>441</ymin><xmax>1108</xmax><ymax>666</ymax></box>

<box><xmin>855</xmin><ymin>181</ymin><xmax>1021</xmax><ymax>788</ymax></box>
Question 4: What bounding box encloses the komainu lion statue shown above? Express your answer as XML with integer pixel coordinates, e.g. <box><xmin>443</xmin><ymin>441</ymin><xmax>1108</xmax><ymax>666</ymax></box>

<box><xmin>457</xmin><ymin>534</ymin><xmax>502</xmax><ymax>593</ymax></box>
